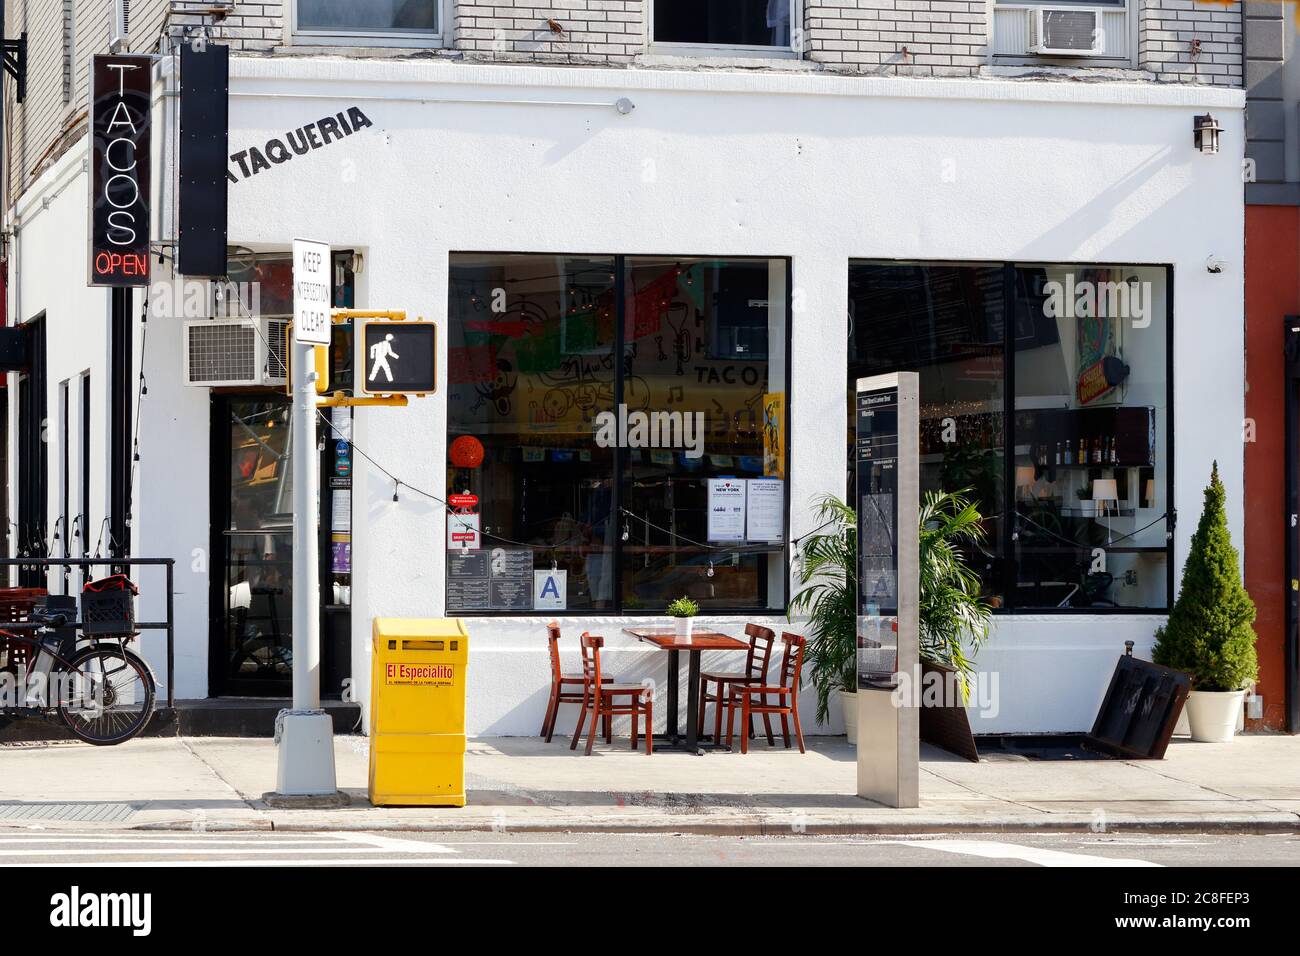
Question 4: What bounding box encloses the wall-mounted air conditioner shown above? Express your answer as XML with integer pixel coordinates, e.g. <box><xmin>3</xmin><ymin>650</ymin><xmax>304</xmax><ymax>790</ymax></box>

<box><xmin>1028</xmin><ymin>7</ymin><xmax>1104</xmax><ymax>56</ymax></box>
<box><xmin>183</xmin><ymin>318</ymin><xmax>289</xmax><ymax>387</ymax></box>
<box><xmin>111</xmin><ymin>0</ymin><xmax>131</xmax><ymax>52</ymax></box>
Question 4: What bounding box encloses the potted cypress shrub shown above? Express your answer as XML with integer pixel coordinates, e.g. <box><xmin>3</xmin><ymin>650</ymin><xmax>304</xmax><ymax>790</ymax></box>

<box><xmin>790</xmin><ymin>490</ymin><xmax>992</xmax><ymax>740</ymax></box>
<box><xmin>1152</xmin><ymin>462</ymin><xmax>1258</xmax><ymax>742</ymax></box>
<box><xmin>666</xmin><ymin>596</ymin><xmax>699</xmax><ymax>641</ymax></box>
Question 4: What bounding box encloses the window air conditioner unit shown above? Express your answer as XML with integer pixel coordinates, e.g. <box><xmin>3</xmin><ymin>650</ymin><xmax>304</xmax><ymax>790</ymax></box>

<box><xmin>1028</xmin><ymin>7</ymin><xmax>1104</xmax><ymax>56</ymax></box>
<box><xmin>111</xmin><ymin>0</ymin><xmax>131</xmax><ymax>52</ymax></box>
<box><xmin>183</xmin><ymin>318</ymin><xmax>289</xmax><ymax>387</ymax></box>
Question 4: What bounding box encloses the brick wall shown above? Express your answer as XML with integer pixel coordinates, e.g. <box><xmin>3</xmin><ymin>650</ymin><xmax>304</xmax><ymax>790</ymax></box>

<box><xmin>803</xmin><ymin>0</ymin><xmax>987</xmax><ymax>76</ymax></box>
<box><xmin>1139</xmin><ymin>0</ymin><xmax>1243</xmax><ymax>86</ymax></box>
<box><xmin>170</xmin><ymin>1</ymin><xmax>284</xmax><ymax>53</ymax></box>
<box><xmin>454</xmin><ymin>1</ymin><xmax>644</xmax><ymax>64</ymax></box>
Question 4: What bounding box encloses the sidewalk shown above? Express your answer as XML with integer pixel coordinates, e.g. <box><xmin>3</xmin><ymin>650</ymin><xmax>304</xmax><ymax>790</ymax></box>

<box><xmin>0</xmin><ymin>734</ymin><xmax>1297</xmax><ymax>834</ymax></box>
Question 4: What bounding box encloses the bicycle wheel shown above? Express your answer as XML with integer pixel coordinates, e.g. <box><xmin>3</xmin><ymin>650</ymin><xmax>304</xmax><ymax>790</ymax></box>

<box><xmin>56</xmin><ymin>644</ymin><xmax>156</xmax><ymax>745</ymax></box>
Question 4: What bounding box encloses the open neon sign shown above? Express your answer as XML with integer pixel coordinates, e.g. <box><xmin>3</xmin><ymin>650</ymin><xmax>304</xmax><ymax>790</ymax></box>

<box><xmin>89</xmin><ymin>55</ymin><xmax>151</xmax><ymax>287</ymax></box>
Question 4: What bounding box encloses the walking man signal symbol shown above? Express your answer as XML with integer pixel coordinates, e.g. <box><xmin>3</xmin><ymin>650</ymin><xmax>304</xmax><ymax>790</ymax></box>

<box><xmin>356</xmin><ymin>320</ymin><xmax>437</xmax><ymax>396</ymax></box>
<box><xmin>369</xmin><ymin>333</ymin><xmax>400</xmax><ymax>383</ymax></box>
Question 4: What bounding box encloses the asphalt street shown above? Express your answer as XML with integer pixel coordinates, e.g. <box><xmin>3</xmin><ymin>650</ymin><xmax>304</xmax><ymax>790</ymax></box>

<box><xmin>0</xmin><ymin>830</ymin><xmax>1296</xmax><ymax>867</ymax></box>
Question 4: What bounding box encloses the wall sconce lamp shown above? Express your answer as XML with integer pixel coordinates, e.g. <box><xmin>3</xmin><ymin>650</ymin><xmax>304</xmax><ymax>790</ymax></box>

<box><xmin>1194</xmin><ymin>113</ymin><xmax>1221</xmax><ymax>155</ymax></box>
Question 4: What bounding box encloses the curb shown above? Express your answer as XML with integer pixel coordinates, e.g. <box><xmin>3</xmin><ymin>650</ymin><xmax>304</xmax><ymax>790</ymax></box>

<box><xmin>116</xmin><ymin>814</ymin><xmax>1300</xmax><ymax>837</ymax></box>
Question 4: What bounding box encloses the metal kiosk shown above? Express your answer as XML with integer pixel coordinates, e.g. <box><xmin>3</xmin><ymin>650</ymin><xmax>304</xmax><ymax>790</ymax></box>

<box><xmin>855</xmin><ymin>372</ymin><xmax>920</xmax><ymax>808</ymax></box>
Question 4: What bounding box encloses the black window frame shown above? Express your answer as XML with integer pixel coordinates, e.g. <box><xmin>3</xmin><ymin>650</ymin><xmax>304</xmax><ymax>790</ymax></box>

<box><xmin>848</xmin><ymin>259</ymin><xmax>1175</xmax><ymax>615</ymax></box>
<box><xmin>650</xmin><ymin>0</ymin><xmax>800</xmax><ymax>53</ymax></box>
<box><xmin>445</xmin><ymin>251</ymin><xmax>794</xmax><ymax>617</ymax></box>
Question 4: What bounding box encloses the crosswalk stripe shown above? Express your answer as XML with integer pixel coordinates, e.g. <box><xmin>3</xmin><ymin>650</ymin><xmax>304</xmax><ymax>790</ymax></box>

<box><xmin>888</xmin><ymin>839</ymin><xmax>1162</xmax><ymax>867</ymax></box>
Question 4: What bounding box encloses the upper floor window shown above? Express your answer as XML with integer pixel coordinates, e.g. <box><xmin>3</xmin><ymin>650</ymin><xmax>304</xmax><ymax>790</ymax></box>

<box><xmin>652</xmin><ymin>0</ymin><xmax>797</xmax><ymax>53</ymax></box>
<box><xmin>991</xmin><ymin>1</ymin><xmax>1131</xmax><ymax>63</ymax></box>
<box><xmin>295</xmin><ymin>0</ymin><xmax>443</xmax><ymax>42</ymax></box>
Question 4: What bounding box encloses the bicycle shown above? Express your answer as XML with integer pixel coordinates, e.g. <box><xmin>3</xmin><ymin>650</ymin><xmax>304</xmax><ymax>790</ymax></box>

<box><xmin>0</xmin><ymin>605</ymin><xmax>156</xmax><ymax>745</ymax></box>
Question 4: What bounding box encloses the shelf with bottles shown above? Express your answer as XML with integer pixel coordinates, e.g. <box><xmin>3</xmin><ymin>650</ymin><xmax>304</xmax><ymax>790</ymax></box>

<box><xmin>1017</xmin><ymin>405</ymin><xmax>1155</xmax><ymax>470</ymax></box>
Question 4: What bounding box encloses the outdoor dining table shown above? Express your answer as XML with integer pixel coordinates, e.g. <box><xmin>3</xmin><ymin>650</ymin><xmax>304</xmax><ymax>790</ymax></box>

<box><xmin>623</xmin><ymin>626</ymin><xmax>749</xmax><ymax>754</ymax></box>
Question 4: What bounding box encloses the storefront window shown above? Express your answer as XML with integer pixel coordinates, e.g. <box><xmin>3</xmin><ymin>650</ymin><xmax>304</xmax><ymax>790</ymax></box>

<box><xmin>848</xmin><ymin>264</ymin><xmax>1007</xmax><ymax>605</ymax></box>
<box><xmin>848</xmin><ymin>261</ymin><xmax>1171</xmax><ymax>613</ymax></box>
<box><xmin>446</xmin><ymin>254</ymin><xmax>790</xmax><ymax>614</ymax></box>
<box><xmin>621</xmin><ymin>257</ymin><xmax>788</xmax><ymax>610</ymax></box>
<box><xmin>1011</xmin><ymin>265</ymin><xmax>1169</xmax><ymax>609</ymax></box>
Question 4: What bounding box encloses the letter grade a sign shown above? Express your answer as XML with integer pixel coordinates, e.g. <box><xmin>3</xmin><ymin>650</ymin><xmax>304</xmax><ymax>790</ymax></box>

<box><xmin>89</xmin><ymin>55</ymin><xmax>152</xmax><ymax>287</ymax></box>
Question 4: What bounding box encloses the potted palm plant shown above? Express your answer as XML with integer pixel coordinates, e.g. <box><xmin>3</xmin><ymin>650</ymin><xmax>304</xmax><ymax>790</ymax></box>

<box><xmin>788</xmin><ymin>495</ymin><xmax>858</xmax><ymax>737</ymax></box>
<box><xmin>1152</xmin><ymin>463</ymin><xmax>1258</xmax><ymax>742</ymax></box>
<box><xmin>917</xmin><ymin>489</ymin><xmax>994</xmax><ymax>703</ymax></box>
<box><xmin>790</xmin><ymin>490</ymin><xmax>993</xmax><ymax>740</ymax></box>
<box><xmin>666</xmin><ymin>596</ymin><xmax>699</xmax><ymax>641</ymax></box>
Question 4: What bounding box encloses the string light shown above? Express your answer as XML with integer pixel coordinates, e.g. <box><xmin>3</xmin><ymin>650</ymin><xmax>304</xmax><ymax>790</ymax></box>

<box><xmin>240</xmin><ymin>303</ymin><xmax>783</xmax><ymax>560</ymax></box>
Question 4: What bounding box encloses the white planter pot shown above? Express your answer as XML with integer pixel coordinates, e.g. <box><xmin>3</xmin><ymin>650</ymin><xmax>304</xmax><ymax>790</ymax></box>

<box><xmin>839</xmin><ymin>689</ymin><xmax>857</xmax><ymax>744</ymax></box>
<box><xmin>674</xmin><ymin>618</ymin><xmax>694</xmax><ymax>641</ymax></box>
<box><xmin>1185</xmin><ymin>689</ymin><xmax>1246</xmax><ymax>743</ymax></box>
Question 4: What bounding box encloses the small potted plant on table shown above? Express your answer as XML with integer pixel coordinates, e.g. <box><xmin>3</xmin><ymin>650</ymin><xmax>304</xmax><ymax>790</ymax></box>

<box><xmin>667</xmin><ymin>596</ymin><xmax>699</xmax><ymax>641</ymax></box>
<box><xmin>1153</xmin><ymin>462</ymin><xmax>1258</xmax><ymax>742</ymax></box>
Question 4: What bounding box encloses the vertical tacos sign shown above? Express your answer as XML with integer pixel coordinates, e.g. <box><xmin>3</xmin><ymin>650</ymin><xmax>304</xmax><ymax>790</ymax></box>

<box><xmin>89</xmin><ymin>55</ymin><xmax>152</xmax><ymax>287</ymax></box>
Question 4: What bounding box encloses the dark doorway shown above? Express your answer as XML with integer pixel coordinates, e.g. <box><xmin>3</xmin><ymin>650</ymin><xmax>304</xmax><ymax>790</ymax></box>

<box><xmin>210</xmin><ymin>395</ymin><xmax>295</xmax><ymax>696</ymax></box>
<box><xmin>16</xmin><ymin>316</ymin><xmax>47</xmax><ymax>587</ymax></box>
<box><xmin>209</xmin><ymin>393</ymin><xmax>350</xmax><ymax>698</ymax></box>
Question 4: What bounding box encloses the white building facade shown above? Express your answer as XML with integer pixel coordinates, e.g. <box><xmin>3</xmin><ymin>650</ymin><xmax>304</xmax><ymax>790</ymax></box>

<box><xmin>4</xmin><ymin>1</ymin><xmax>1247</xmax><ymax>736</ymax></box>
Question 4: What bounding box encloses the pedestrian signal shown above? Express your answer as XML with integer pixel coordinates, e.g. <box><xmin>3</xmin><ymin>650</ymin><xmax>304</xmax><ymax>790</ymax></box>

<box><xmin>356</xmin><ymin>321</ymin><xmax>437</xmax><ymax>396</ymax></box>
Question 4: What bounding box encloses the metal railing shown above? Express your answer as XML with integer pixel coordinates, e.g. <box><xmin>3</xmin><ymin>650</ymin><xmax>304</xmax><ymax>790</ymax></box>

<box><xmin>0</xmin><ymin>557</ymin><xmax>176</xmax><ymax>708</ymax></box>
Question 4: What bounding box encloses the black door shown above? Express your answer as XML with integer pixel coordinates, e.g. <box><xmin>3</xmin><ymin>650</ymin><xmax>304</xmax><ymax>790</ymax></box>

<box><xmin>16</xmin><ymin>318</ymin><xmax>47</xmax><ymax>587</ymax></box>
<box><xmin>209</xmin><ymin>393</ymin><xmax>351</xmax><ymax>698</ymax></box>
<box><xmin>210</xmin><ymin>395</ymin><xmax>294</xmax><ymax>695</ymax></box>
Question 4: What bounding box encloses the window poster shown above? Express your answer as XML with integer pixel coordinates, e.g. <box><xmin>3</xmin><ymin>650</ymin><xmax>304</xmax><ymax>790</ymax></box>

<box><xmin>707</xmin><ymin>478</ymin><xmax>747</xmax><ymax>541</ymax></box>
<box><xmin>331</xmin><ymin>535</ymin><xmax>351</xmax><ymax>574</ymax></box>
<box><xmin>1075</xmin><ymin>268</ymin><xmax>1121</xmax><ymax>406</ymax></box>
<box><xmin>447</xmin><ymin>512</ymin><xmax>480</xmax><ymax>550</ymax></box>
<box><xmin>331</xmin><ymin>488</ymin><xmax>351</xmax><ymax>533</ymax></box>
<box><xmin>762</xmin><ymin>392</ymin><xmax>785</xmax><ymax>479</ymax></box>
<box><xmin>746</xmin><ymin>478</ymin><xmax>784</xmax><ymax>542</ymax></box>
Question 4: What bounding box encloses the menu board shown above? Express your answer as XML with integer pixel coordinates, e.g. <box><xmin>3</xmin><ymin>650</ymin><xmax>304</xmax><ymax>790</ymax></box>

<box><xmin>856</xmin><ymin>386</ymin><xmax>900</xmax><ymax>687</ymax></box>
<box><xmin>447</xmin><ymin>547</ymin><xmax>534</xmax><ymax>612</ymax></box>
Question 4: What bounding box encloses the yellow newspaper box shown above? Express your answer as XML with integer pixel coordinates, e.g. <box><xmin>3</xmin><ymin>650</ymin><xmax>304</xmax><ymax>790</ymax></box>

<box><xmin>369</xmin><ymin>618</ymin><xmax>469</xmax><ymax>807</ymax></box>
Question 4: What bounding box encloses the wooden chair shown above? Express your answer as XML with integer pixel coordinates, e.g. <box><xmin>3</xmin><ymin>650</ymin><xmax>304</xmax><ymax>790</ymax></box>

<box><xmin>698</xmin><ymin>623</ymin><xmax>776</xmax><ymax>745</ymax></box>
<box><xmin>542</xmin><ymin>623</ymin><xmax>612</xmax><ymax>742</ymax></box>
<box><xmin>726</xmin><ymin>632</ymin><xmax>807</xmax><ymax>754</ymax></box>
<box><xmin>570</xmin><ymin>633</ymin><xmax>654</xmax><ymax>756</ymax></box>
